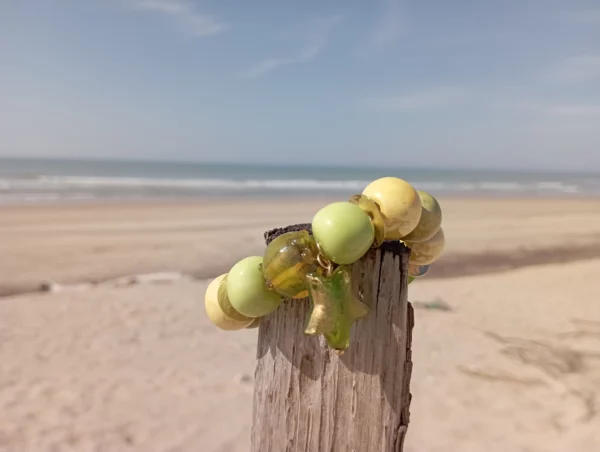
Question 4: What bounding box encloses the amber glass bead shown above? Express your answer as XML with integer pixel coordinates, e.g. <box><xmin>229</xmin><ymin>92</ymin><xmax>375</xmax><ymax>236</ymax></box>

<box><xmin>349</xmin><ymin>194</ymin><xmax>386</xmax><ymax>247</ymax></box>
<box><xmin>262</xmin><ymin>230</ymin><xmax>319</xmax><ymax>299</ymax></box>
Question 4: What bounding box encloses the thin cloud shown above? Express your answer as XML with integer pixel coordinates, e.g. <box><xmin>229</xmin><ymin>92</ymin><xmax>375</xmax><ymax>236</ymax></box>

<box><xmin>548</xmin><ymin>105</ymin><xmax>600</xmax><ymax>116</ymax></box>
<box><xmin>238</xmin><ymin>15</ymin><xmax>343</xmax><ymax>79</ymax></box>
<box><xmin>549</xmin><ymin>55</ymin><xmax>600</xmax><ymax>82</ymax></box>
<box><xmin>364</xmin><ymin>87</ymin><xmax>468</xmax><ymax>111</ymax></box>
<box><xmin>567</xmin><ymin>9</ymin><xmax>600</xmax><ymax>24</ymax></box>
<box><xmin>515</xmin><ymin>102</ymin><xmax>600</xmax><ymax>117</ymax></box>
<box><xmin>129</xmin><ymin>0</ymin><xmax>229</xmax><ymax>37</ymax></box>
<box><xmin>371</xmin><ymin>0</ymin><xmax>404</xmax><ymax>47</ymax></box>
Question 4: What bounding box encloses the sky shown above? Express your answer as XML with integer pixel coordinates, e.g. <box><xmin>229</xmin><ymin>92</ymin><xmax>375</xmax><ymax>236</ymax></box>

<box><xmin>1</xmin><ymin>0</ymin><xmax>599</xmax><ymax>171</ymax></box>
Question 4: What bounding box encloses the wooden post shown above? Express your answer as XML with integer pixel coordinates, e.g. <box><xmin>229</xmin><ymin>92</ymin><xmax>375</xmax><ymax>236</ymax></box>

<box><xmin>252</xmin><ymin>224</ymin><xmax>414</xmax><ymax>452</ymax></box>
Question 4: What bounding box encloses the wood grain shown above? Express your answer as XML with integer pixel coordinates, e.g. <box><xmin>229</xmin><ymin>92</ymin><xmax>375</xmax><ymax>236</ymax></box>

<box><xmin>252</xmin><ymin>224</ymin><xmax>414</xmax><ymax>452</ymax></box>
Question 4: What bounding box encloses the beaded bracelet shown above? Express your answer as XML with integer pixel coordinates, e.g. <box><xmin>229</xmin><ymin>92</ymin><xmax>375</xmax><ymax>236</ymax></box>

<box><xmin>204</xmin><ymin>177</ymin><xmax>445</xmax><ymax>353</ymax></box>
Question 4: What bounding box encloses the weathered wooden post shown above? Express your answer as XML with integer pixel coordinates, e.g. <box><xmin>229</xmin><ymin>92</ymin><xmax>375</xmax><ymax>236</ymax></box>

<box><xmin>252</xmin><ymin>224</ymin><xmax>414</xmax><ymax>452</ymax></box>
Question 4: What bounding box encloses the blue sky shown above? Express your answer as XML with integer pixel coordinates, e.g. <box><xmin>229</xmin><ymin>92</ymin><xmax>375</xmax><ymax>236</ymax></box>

<box><xmin>1</xmin><ymin>0</ymin><xmax>599</xmax><ymax>171</ymax></box>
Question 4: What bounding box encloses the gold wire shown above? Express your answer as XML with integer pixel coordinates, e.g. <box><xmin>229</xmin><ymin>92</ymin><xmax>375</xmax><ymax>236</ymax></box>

<box><xmin>315</xmin><ymin>242</ymin><xmax>334</xmax><ymax>277</ymax></box>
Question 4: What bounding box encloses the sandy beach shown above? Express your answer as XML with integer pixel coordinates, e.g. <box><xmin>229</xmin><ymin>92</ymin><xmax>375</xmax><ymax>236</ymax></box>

<box><xmin>4</xmin><ymin>0</ymin><xmax>600</xmax><ymax>447</ymax></box>
<box><xmin>1</xmin><ymin>197</ymin><xmax>600</xmax><ymax>451</ymax></box>
<box><xmin>2</xmin><ymin>197</ymin><xmax>600</xmax><ymax>295</ymax></box>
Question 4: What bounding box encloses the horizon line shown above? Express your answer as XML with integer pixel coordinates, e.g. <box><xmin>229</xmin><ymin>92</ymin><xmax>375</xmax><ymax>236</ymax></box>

<box><xmin>0</xmin><ymin>154</ymin><xmax>598</xmax><ymax>176</ymax></box>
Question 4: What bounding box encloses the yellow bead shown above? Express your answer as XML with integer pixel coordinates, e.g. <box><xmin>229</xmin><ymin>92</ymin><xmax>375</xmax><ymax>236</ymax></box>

<box><xmin>362</xmin><ymin>177</ymin><xmax>422</xmax><ymax>240</ymax></box>
<box><xmin>402</xmin><ymin>191</ymin><xmax>442</xmax><ymax>243</ymax></box>
<box><xmin>204</xmin><ymin>274</ymin><xmax>253</xmax><ymax>330</ymax></box>
<box><xmin>405</xmin><ymin>228</ymin><xmax>445</xmax><ymax>265</ymax></box>
<box><xmin>263</xmin><ymin>231</ymin><xmax>319</xmax><ymax>299</ymax></box>
<box><xmin>349</xmin><ymin>194</ymin><xmax>386</xmax><ymax>247</ymax></box>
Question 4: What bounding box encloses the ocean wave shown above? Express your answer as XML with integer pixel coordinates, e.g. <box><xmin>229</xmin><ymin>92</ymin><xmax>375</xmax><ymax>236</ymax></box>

<box><xmin>0</xmin><ymin>192</ymin><xmax>99</xmax><ymax>203</ymax></box>
<box><xmin>535</xmin><ymin>182</ymin><xmax>579</xmax><ymax>193</ymax></box>
<box><xmin>0</xmin><ymin>175</ymin><xmax>596</xmax><ymax>198</ymax></box>
<box><xmin>479</xmin><ymin>182</ymin><xmax>524</xmax><ymax>191</ymax></box>
<box><xmin>0</xmin><ymin>176</ymin><xmax>371</xmax><ymax>192</ymax></box>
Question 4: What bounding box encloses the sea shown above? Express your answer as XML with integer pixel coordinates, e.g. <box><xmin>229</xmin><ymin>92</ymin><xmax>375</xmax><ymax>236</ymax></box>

<box><xmin>1</xmin><ymin>157</ymin><xmax>599</xmax><ymax>204</ymax></box>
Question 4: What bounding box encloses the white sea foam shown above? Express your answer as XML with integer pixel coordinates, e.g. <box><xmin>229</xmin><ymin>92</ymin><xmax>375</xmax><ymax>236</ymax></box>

<box><xmin>479</xmin><ymin>182</ymin><xmax>524</xmax><ymax>191</ymax></box>
<box><xmin>1</xmin><ymin>176</ymin><xmax>370</xmax><ymax>191</ymax></box>
<box><xmin>0</xmin><ymin>192</ymin><xmax>99</xmax><ymax>203</ymax></box>
<box><xmin>535</xmin><ymin>181</ymin><xmax>580</xmax><ymax>193</ymax></box>
<box><xmin>0</xmin><ymin>173</ymin><xmax>596</xmax><ymax>203</ymax></box>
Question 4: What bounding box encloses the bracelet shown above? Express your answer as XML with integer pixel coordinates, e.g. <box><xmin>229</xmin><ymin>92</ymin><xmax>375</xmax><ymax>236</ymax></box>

<box><xmin>204</xmin><ymin>176</ymin><xmax>445</xmax><ymax>353</ymax></box>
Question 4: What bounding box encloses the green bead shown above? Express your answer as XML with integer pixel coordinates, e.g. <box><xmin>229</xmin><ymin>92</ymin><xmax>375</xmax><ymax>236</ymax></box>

<box><xmin>263</xmin><ymin>231</ymin><xmax>319</xmax><ymax>299</ymax></box>
<box><xmin>312</xmin><ymin>202</ymin><xmax>375</xmax><ymax>265</ymax></box>
<box><xmin>227</xmin><ymin>256</ymin><xmax>283</xmax><ymax>318</ymax></box>
<box><xmin>408</xmin><ymin>276</ymin><xmax>416</xmax><ymax>284</ymax></box>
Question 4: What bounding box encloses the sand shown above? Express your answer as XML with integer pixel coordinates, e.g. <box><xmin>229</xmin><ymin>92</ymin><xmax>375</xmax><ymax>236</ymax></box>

<box><xmin>1</xmin><ymin>197</ymin><xmax>600</xmax><ymax>451</ymax></box>
<box><xmin>2</xmin><ymin>197</ymin><xmax>600</xmax><ymax>295</ymax></box>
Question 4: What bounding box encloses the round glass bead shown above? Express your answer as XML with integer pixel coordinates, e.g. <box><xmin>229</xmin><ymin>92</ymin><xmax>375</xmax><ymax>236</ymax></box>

<box><xmin>408</xmin><ymin>264</ymin><xmax>430</xmax><ymax>278</ymax></box>
<box><xmin>349</xmin><ymin>194</ymin><xmax>386</xmax><ymax>247</ymax></box>
<box><xmin>263</xmin><ymin>230</ymin><xmax>319</xmax><ymax>299</ymax></box>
